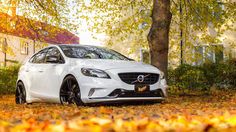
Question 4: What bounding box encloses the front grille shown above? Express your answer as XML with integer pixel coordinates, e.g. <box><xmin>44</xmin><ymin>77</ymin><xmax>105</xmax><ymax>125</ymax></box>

<box><xmin>118</xmin><ymin>73</ymin><xmax>159</xmax><ymax>85</ymax></box>
<box><xmin>108</xmin><ymin>89</ymin><xmax>164</xmax><ymax>98</ymax></box>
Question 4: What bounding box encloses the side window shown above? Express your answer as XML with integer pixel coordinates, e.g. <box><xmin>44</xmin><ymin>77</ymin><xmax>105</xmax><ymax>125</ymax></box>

<box><xmin>45</xmin><ymin>47</ymin><xmax>64</xmax><ymax>63</ymax></box>
<box><xmin>20</xmin><ymin>41</ymin><xmax>29</xmax><ymax>55</ymax></box>
<box><xmin>30</xmin><ymin>48</ymin><xmax>48</xmax><ymax>63</ymax></box>
<box><xmin>0</xmin><ymin>38</ymin><xmax>7</xmax><ymax>52</ymax></box>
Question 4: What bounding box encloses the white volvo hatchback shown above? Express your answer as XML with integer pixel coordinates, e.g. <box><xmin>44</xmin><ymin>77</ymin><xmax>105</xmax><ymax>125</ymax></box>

<box><xmin>16</xmin><ymin>44</ymin><xmax>168</xmax><ymax>105</ymax></box>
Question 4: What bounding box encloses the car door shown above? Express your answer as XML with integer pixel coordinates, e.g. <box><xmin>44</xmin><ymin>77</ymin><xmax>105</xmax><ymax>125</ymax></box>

<box><xmin>39</xmin><ymin>47</ymin><xmax>66</xmax><ymax>101</ymax></box>
<box><xmin>28</xmin><ymin>48</ymin><xmax>49</xmax><ymax>98</ymax></box>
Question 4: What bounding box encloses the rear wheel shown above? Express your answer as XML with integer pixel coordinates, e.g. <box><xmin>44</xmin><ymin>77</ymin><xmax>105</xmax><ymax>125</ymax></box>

<box><xmin>15</xmin><ymin>82</ymin><xmax>27</xmax><ymax>104</ymax></box>
<box><xmin>60</xmin><ymin>76</ymin><xmax>83</xmax><ymax>106</ymax></box>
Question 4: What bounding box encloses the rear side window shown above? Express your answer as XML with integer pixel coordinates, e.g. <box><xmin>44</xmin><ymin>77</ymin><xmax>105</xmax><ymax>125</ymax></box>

<box><xmin>29</xmin><ymin>48</ymin><xmax>48</xmax><ymax>63</ymax></box>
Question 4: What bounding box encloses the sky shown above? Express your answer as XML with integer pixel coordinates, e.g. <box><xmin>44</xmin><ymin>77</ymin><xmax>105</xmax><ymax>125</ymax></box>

<box><xmin>68</xmin><ymin>0</ymin><xmax>106</xmax><ymax>46</ymax></box>
<box><xmin>78</xmin><ymin>20</ymin><xmax>106</xmax><ymax>46</ymax></box>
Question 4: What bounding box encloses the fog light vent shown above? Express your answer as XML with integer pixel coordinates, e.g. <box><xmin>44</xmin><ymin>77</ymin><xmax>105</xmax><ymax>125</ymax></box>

<box><xmin>88</xmin><ymin>89</ymin><xmax>95</xmax><ymax>97</ymax></box>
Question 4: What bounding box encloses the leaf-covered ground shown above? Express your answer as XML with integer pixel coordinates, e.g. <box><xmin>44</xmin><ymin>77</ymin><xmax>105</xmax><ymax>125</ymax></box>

<box><xmin>0</xmin><ymin>91</ymin><xmax>236</xmax><ymax>132</ymax></box>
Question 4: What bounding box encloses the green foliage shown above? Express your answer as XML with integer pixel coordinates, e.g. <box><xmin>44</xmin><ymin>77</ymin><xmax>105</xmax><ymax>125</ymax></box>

<box><xmin>202</xmin><ymin>59</ymin><xmax>236</xmax><ymax>88</ymax></box>
<box><xmin>76</xmin><ymin>0</ymin><xmax>236</xmax><ymax>61</ymax></box>
<box><xmin>168</xmin><ymin>64</ymin><xmax>209</xmax><ymax>92</ymax></box>
<box><xmin>0</xmin><ymin>65</ymin><xmax>21</xmax><ymax>94</ymax></box>
<box><xmin>168</xmin><ymin>60</ymin><xmax>236</xmax><ymax>93</ymax></box>
<box><xmin>18</xmin><ymin>0</ymin><xmax>79</xmax><ymax>34</ymax></box>
<box><xmin>78</xmin><ymin>0</ymin><xmax>152</xmax><ymax>57</ymax></box>
<box><xmin>7</xmin><ymin>0</ymin><xmax>236</xmax><ymax>63</ymax></box>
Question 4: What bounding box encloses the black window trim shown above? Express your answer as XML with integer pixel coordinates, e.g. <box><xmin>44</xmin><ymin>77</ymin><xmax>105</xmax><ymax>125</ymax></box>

<box><xmin>29</xmin><ymin>48</ymin><xmax>49</xmax><ymax>64</ymax></box>
<box><xmin>29</xmin><ymin>46</ymin><xmax>65</xmax><ymax>64</ymax></box>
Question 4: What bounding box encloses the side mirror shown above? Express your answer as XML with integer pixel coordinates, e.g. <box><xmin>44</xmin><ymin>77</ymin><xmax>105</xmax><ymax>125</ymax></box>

<box><xmin>46</xmin><ymin>56</ymin><xmax>59</xmax><ymax>63</ymax></box>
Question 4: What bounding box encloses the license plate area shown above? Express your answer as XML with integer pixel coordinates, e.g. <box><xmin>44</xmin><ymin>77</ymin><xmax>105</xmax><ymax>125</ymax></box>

<box><xmin>135</xmin><ymin>85</ymin><xmax>150</xmax><ymax>93</ymax></box>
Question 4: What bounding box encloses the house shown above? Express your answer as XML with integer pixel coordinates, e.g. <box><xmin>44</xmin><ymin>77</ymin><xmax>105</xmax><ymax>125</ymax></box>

<box><xmin>191</xmin><ymin>22</ymin><xmax>236</xmax><ymax>65</ymax></box>
<box><xmin>0</xmin><ymin>12</ymin><xmax>80</xmax><ymax>66</ymax></box>
<box><xmin>139</xmin><ymin>30</ymin><xmax>235</xmax><ymax>67</ymax></box>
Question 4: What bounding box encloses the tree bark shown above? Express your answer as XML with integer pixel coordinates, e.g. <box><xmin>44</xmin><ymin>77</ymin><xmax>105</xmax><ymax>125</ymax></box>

<box><xmin>148</xmin><ymin>0</ymin><xmax>172</xmax><ymax>77</ymax></box>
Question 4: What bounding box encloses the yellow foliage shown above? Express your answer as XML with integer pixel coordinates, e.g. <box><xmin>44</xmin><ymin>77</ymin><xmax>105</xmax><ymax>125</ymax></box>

<box><xmin>0</xmin><ymin>92</ymin><xmax>236</xmax><ymax>131</ymax></box>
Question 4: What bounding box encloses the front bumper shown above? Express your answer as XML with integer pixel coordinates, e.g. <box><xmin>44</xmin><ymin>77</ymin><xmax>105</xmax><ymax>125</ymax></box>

<box><xmin>77</xmin><ymin>79</ymin><xmax>167</xmax><ymax>103</ymax></box>
<box><xmin>76</xmin><ymin>68</ymin><xmax>168</xmax><ymax>104</ymax></box>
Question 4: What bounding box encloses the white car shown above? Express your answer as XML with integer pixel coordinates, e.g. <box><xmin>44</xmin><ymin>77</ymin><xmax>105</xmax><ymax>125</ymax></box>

<box><xmin>16</xmin><ymin>44</ymin><xmax>168</xmax><ymax>105</ymax></box>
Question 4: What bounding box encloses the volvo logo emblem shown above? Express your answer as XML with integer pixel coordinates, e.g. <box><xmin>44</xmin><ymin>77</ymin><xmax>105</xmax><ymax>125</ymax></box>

<box><xmin>131</xmin><ymin>74</ymin><xmax>150</xmax><ymax>84</ymax></box>
<box><xmin>137</xmin><ymin>75</ymin><xmax>145</xmax><ymax>82</ymax></box>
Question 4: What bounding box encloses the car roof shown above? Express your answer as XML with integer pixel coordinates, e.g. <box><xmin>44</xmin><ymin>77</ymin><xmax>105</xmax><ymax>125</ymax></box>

<box><xmin>37</xmin><ymin>44</ymin><xmax>103</xmax><ymax>54</ymax></box>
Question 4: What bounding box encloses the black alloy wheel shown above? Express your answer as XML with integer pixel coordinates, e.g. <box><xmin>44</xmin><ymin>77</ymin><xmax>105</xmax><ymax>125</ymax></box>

<box><xmin>15</xmin><ymin>82</ymin><xmax>27</xmax><ymax>104</ymax></box>
<box><xmin>60</xmin><ymin>76</ymin><xmax>83</xmax><ymax>106</ymax></box>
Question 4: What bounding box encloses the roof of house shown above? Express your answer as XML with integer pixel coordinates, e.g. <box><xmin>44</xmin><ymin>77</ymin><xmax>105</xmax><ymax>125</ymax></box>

<box><xmin>0</xmin><ymin>12</ymin><xmax>80</xmax><ymax>44</ymax></box>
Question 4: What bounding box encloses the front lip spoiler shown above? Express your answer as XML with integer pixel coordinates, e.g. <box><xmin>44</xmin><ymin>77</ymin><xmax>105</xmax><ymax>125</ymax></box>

<box><xmin>88</xmin><ymin>97</ymin><xmax>165</xmax><ymax>103</ymax></box>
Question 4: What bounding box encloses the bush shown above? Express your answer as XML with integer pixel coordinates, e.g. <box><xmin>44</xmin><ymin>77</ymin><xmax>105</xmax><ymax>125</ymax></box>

<box><xmin>227</xmin><ymin>59</ymin><xmax>236</xmax><ymax>86</ymax></box>
<box><xmin>168</xmin><ymin>60</ymin><xmax>236</xmax><ymax>93</ymax></box>
<box><xmin>201</xmin><ymin>60</ymin><xmax>236</xmax><ymax>89</ymax></box>
<box><xmin>168</xmin><ymin>64</ymin><xmax>210</xmax><ymax>92</ymax></box>
<box><xmin>0</xmin><ymin>64</ymin><xmax>21</xmax><ymax>94</ymax></box>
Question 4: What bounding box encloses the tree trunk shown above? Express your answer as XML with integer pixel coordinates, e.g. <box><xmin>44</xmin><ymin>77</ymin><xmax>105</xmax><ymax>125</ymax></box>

<box><xmin>148</xmin><ymin>0</ymin><xmax>172</xmax><ymax>77</ymax></box>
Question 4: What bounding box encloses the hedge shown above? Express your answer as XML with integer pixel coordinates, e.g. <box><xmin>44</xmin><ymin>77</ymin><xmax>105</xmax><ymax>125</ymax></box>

<box><xmin>0</xmin><ymin>64</ymin><xmax>20</xmax><ymax>94</ymax></box>
<box><xmin>168</xmin><ymin>59</ymin><xmax>236</xmax><ymax>93</ymax></box>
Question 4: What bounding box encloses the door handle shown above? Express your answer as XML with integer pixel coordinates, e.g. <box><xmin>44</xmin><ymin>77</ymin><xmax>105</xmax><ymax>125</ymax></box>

<box><xmin>25</xmin><ymin>70</ymin><xmax>29</xmax><ymax>72</ymax></box>
<box><xmin>38</xmin><ymin>70</ymin><xmax>44</xmax><ymax>73</ymax></box>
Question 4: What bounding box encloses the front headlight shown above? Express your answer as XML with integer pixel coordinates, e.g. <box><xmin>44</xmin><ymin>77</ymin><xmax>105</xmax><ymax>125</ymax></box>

<box><xmin>81</xmin><ymin>68</ymin><xmax>111</xmax><ymax>79</ymax></box>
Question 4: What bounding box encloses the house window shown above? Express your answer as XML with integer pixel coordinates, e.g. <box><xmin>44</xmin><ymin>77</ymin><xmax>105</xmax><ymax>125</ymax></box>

<box><xmin>20</xmin><ymin>41</ymin><xmax>28</xmax><ymax>55</ymax></box>
<box><xmin>214</xmin><ymin>45</ymin><xmax>224</xmax><ymax>63</ymax></box>
<box><xmin>194</xmin><ymin>45</ymin><xmax>224</xmax><ymax>65</ymax></box>
<box><xmin>194</xmin><ymin>46</ymin><xmax>204</xmax><ymax>65</ymax></box>
<box><xmin>0</xmin><ymin>37</ymin><xmax>7</xmax><ymax>52</ymax></box>
<box><xmin>205</xmin><ymin>46</ymin><xmax>215</xmax><ymax>62</ymax></box>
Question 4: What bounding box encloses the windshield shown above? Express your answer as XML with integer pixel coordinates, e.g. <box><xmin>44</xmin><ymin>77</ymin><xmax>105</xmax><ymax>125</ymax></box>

<box><xmin>59</xmin><ymin>45</ymin><xmax>133</xmax><ymax>61</ymax></box>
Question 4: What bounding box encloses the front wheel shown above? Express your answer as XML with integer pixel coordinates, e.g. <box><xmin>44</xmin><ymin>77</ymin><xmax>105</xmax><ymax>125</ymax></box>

<box><xmin>15</xmin><ymin>82</ymin><xmax>27</xmax><ymax>104</ymax></box>
<box><xmin>60</xmin><ymin>76</ymin><xmax>83</xmax><ymax>106</ymax></box>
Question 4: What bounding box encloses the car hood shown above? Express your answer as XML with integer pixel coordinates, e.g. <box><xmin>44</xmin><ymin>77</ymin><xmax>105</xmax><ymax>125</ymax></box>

<box><xmin>70</xmin><ymin>59</ymin><xmax>160</xmax><ymax>72</ymax></box>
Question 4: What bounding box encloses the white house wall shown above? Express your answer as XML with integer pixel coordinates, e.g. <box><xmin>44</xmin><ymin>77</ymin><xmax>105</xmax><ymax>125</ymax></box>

<box><xmin>0</xmin><ymin>33</ymin><xmax>49</xmax><ymax>66</ymax></box>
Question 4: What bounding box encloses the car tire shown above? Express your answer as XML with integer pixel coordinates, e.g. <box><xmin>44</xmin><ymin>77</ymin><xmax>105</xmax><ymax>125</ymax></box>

<box><xmin>60</xmin><ymin>76</ymin><xmax>83</xmax><ymax>106</ymax></box>
<box><xmin>15</xmin><ymin>81</ymin><xmax>27</xmax><ymax>104</ymax></box>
